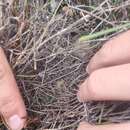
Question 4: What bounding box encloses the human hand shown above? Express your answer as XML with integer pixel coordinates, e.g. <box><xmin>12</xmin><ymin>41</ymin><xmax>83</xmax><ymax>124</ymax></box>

<box><xmin>0</xmin><ymin>48</ymin><xmax>26</xmax><ymax>130</ymax></box>
<box><xmin>77</xmin><ymin>30</ymin><xmax>130</xmax><ymax>130</ymax></box>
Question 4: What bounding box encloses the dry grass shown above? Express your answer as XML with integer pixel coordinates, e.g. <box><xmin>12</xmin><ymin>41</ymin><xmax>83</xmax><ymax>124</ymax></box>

<box><xmin>0</xmin><ymin>0</ymin><xmax>130</xmax><ymax>130</ymax></box>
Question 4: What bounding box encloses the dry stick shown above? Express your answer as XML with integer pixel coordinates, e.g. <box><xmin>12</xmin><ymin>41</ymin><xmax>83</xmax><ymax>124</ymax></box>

<box><xmin>79</xmin><ymin>22</ymin><xmax>130</xmax><ymax>42</ymax></box>
<box><xmin>37</xmin><ymin>14</ymin><xmax>90</xmax><ymax>50</ymax></box>
<box><xmin>37</xmin><ymin>1</ymin><xmax>108</xmax><ymax>50</ymax></box>
<box><xmin>98</xmin><ymin>103</ymin><xmax>105</xmax><ymax>124</ymax></box>
<box><xmin>36</xmin><ymin>116</ymin><xmax>84</xmax><ymax>130</ymax></box>
<box><xmin>68</xmin><ymin>5</ymin><xmax>114</xmax><ymax>26</ymax></box>
<box><xmin>16</xmin><ymin>0</ymin><xmax>64</xmax><ymax>70</ymax></box>
<box><xmin>38</xmin><ymin>1</ymin><xmax>130</xmax><ymax>50</ymax></box>
<box><xmin>36</xmin><ymin>0</ymin><xmax>64</xmax><ymax>48</ymax></box>
<box><xmin>0</xmin><ymin>0</ymin><xmax>3</xmax><ymax>27</ymax></box>
<box><xmin>37</xmin><ymin>0</ymin><xmax>118</xmax><ymax>50</ymax></box>
<box><xmin>38</xmin><ymin>4</ymin><xmax>106</xmax><ymax>49</ymax></box>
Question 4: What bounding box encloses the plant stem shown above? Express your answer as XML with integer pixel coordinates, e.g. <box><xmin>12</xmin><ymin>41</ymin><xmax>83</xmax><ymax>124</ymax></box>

<box><xmin>79</xmin><ymin>23</ymin><xmax>130</xmax><ymax>42</ymax></box>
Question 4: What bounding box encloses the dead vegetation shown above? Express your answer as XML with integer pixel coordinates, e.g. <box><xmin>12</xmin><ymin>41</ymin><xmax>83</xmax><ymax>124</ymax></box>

<box><xmin>0</xmin><ymin>0</ymin><xmax>130</xmax><ymax>130</ymax></box>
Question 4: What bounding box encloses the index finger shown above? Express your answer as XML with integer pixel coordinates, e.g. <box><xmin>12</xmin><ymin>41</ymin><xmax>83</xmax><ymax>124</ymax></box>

<box><xmin>0</xmin><ymin>47</ymin><xmax>27</xmax><ymax>130</ymax></box>
<box><xmin>87</xmin><ymin>30</ymin><xmax>130</xmax><ymax>73</ymax></box>
<box><xmin>78</xmin><ymin>64</ymin><xmax>130</xmax><ymax>102</ymax></box>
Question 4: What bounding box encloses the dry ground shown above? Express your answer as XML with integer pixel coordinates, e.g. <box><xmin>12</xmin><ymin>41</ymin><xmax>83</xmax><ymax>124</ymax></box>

<box><xmin>0</xmin><ymin>0</ymin><xmax>130</xmax><ymax>130</ymax></box>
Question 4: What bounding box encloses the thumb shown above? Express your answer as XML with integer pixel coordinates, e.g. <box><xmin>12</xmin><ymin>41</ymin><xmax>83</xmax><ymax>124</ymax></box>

<box><xmin>0</xmin><ymin>48</ymin><xmax>27</xmax><ymax>130</ymax></box>
<box><xmin>77</xmin><ymin>122</ymin><xmax>130</xmax><ymax>130</ymax></box>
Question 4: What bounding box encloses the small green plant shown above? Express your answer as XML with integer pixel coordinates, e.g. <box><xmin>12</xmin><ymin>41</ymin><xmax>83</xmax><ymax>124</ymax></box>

<box><xmin>79</xmin><ymin>23</ymin><xmax>130</xmax><ymax>42</ymax></box>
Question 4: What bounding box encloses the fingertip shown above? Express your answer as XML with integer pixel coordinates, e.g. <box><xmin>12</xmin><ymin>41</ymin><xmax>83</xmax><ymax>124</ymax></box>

<box><xmin>86</xmin><ymin>55</ymin><xmax>98</xmax><ymax>74</ymax></box>
<box><xmin>8</xmin><ymin>114</ymin><xmax>26</xmax><ymax>130</ymax></box>
<box><xmin>86</xmin><ymin>64</ymin><xmax>90</xmax><ymax>74</ymax></box>
<box><xmin>77</xmin><ymin>79</ymin><xmax>91</xmax><ymax>102</ymax></box>
<box><xmin>77</xmin><ymin>83</ymin><xmax>87</xmax><ymax>102</ymax></box>
<box><xmin>2</xmin><ymin>100</ymin><xmax>27</xmax><ymax>130</ymax></box>
<box><xmin>0</xmin><ymin>86</ymin><xmax>27</xmax><ymax>130</ymax></box>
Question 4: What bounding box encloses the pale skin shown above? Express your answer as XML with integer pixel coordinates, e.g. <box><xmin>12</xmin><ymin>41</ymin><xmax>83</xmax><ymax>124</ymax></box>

<box><xmin>0</xmin><ymin>30</ymin><xmax>130</xmax><ymax>130</ymax></box>
<box><xmin>77</xmin><ymin>30</ymin><xmax>130</xmax><ymax>130</ymax></box>
<box><xmin>0</xmin><ymin>48</ymin><xmax>26</xmax><ymax>130</ymax></box>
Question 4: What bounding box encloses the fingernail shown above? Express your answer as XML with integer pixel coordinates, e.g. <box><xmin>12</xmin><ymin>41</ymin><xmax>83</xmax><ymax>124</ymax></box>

<box><xmin>86</xmin><ymin>63</ymin><xmax>91</xmax><ymax>74</ymax></box>
<box><xmin>77</xmin><ymin>90</ymin><xmax>82</xmax><ymax>102</ymax></box>
<box><xmin>77</xmin><ymin>85</ymin><xmax>85</xmax><ymax>102</ymax></box>
<box><xmin>8</xmin><ymin>115</ymin><xmax>23</xmax><ymax>130</ymax></box>
<box><xmin>77</xmin><ymin>79</ymin><xmax>89</xmax><ymax>102</ymax></box>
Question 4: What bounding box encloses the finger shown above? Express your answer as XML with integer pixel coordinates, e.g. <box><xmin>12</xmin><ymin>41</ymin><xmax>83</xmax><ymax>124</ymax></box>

<box><xmin>0</xmin><ymin>48</ymin><xmax>27</xmax><ymax>130</ymax></box>
<box><xmin>87</xmin><ymin>30</ymin><xmax>130</xmax><ymax>73</ymax></box>
<box><xmin>77</xmin><ymin>122</ymin><xmax>130</xmax><ymax>130</ymax></box>
<box><xmin>77</xmin><ymin>63</ymin><xmax>130</xmax><ymax>102</ymax></box>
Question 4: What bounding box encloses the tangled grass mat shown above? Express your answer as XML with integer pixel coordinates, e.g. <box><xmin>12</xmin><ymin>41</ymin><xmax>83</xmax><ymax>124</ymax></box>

<box><xmin>0</xmin><ymin>0</ymin><xmax>130</xmax><ymax>129</ymax></box>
